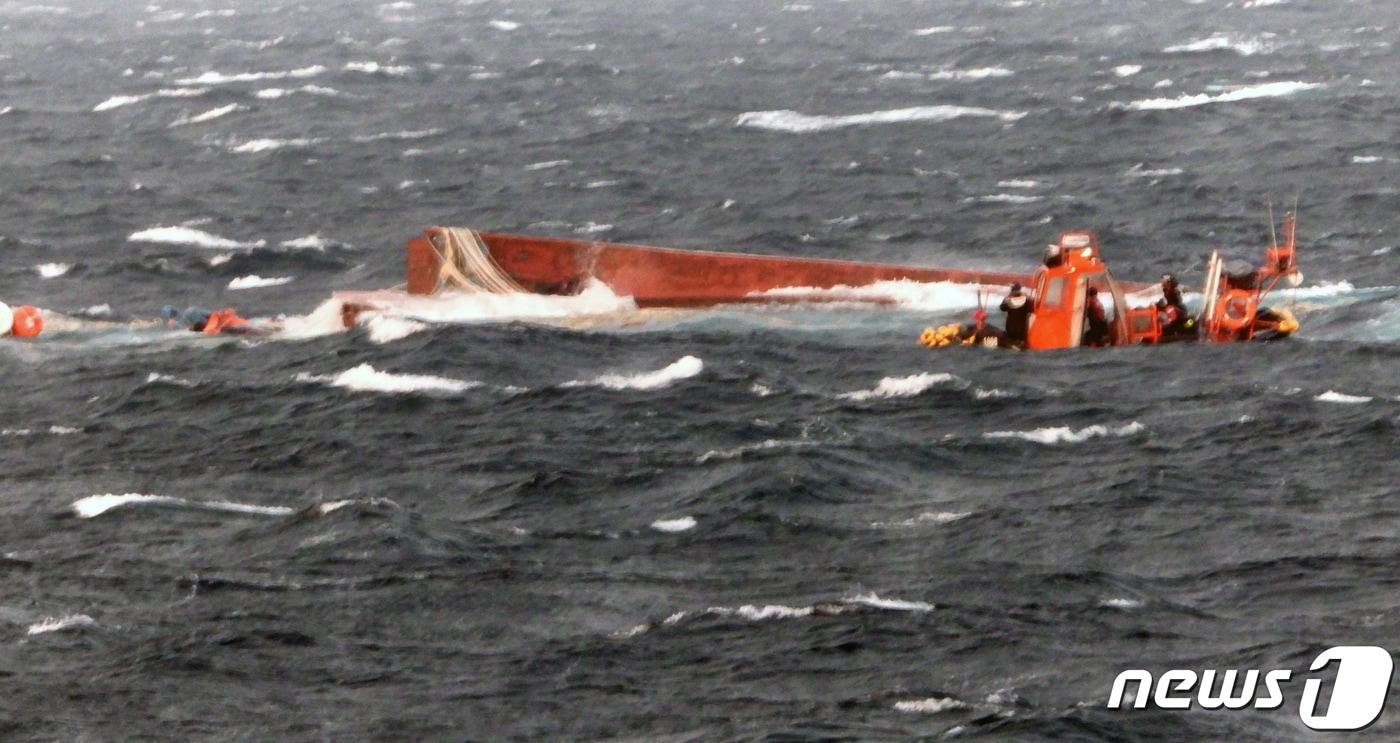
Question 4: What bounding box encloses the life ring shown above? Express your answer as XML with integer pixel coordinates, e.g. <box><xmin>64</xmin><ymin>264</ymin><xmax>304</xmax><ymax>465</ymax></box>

<box><xmin>0</xmin><ymin>301</ymin><xmax>12</xmax><ymax>336</ymax></box>
<box><xmin>1213</xmin><ymin>292</ymin><xmax>1255</xmax><ymax>333</ymax></box>
<box><xmin>10</xmin><ymin>305</ymin><xmax>42</xmax><ymax>338</ymax></box>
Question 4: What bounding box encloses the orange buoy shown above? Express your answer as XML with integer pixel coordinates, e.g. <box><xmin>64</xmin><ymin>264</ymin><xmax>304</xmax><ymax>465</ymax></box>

<box><xmin>10</xmin><ymin>305</ymin><xmax>43</xmax><ymax>338</ymax></box>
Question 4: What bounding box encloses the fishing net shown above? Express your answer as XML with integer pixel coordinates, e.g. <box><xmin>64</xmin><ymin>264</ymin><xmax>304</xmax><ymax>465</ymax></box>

<box><xmin>429</xmin><ymin>227</ymin><xmax>526</xmax><ymax>294</ymax></box>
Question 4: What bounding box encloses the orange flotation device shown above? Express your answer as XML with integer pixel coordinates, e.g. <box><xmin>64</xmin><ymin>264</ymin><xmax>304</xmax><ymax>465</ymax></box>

<box><xmin>10</xmin><ymin>305</ymin><xmax>43</xmax><ymax>338</ymax></box>
<box><xmin>202</xmin><ymin>308</ymin><xmax>249</xmax><ymax>335</ymax></box>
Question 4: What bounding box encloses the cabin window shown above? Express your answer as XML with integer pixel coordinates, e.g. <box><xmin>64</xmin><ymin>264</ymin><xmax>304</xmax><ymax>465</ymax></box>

<box><xmin>1044</xmin><ymin>277</ymin><xmax>1066</xmax><ymax>308</ymax></box>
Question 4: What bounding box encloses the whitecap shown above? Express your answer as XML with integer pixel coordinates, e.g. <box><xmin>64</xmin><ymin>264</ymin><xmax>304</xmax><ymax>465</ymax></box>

<box><xmin>145</xmin><ymin>372</ymin><xmax>197</xmax><ymax>388</ymax></box>
<box><xmin>1352</xmin><ymin>155</ymin><xmax>1386</xmax><ymax>164</ymax></box>
<box><xmin>1163</xmin><ymin>33</ymin><xmax>1275</xmax><ymax>56</ymax></box>
<box><xmin>871</xmin><ymin>511</ymin><xmax>972</xmax><ymax>528</ymax></box>
<box><xmin>650</xmin><ymin>516</ymin><xmax>697</xmax><ymax>533</ymax></box>
<box><xmin>36</xmin><ymin>262</ymin><xmax>70</xmax><ymax>278</ymax></box>
<box><xmin>227</xmin><ymin>275</ymin><xmax>294</xmax><ymax>290</ymax></box>
<box><xmin>168</xmin><ymin>102</ymin><xmax>243</xmax><ymax>127</ymax></box>
<box><xmin>566</xmin><ymin>356</ymin><xmax>703</xmax><ymax>391</ymax></box>
<box><xmin>1124</xmin><ymin>80</ymin><xmax>1321</xmax><ymax>111</ymax></box>
<box><xmin>1316</xmin><ymin>390</ymin><xmax>1372</xmax><ymax>404</ymax></box>
<box><xmin>229</xmin><ymin>137</ymin><xmax>321</xmax><ymax>153</ymax></box>
<box><xmin>26</xmin><ymin>614</ymin><xmax>96</xmax><ymax>636</ymax></box>
<box><xmin>489</xmin><ymin>19</ymin><xmax>520</xmax><ymax>31</ymax></box>
<box><xmin>1100</xmin><ymin>597</ymin><xmax>1144</xmax><ymax>609</ymax></box>
<box><xmin>913</xmin><ymin>26</ymin><xmax>954</xmax><ymax>35</ymax></box>
<box><xmin>296</xmin><ymin>363</ymin><xmax>480</xmax><ymax>395</ymax></box>
<box><xmin>176</xmin><ymin>64</ymin><xmax>326</xmax><ymax>86</ymax></box>
<box><xmin>361</xmin><ymin>314</ymin><xmax>427</xmax><ymax>344</ymax></box>
<box><xmin>1113</xmin><ymin>64</ymin><xmax>1142</xmax><ymax>77</ymax></box>
<box><xmin>840</xmin><ymin>372</ymin><xmax>956</xmax><ymax>401</ymax></box>
<box><xmin>343</xmin><ymin>61</ymin><xmax>413</xmax><ymax>76</ymax></box>
<box><xmin>1124</xmin><ymin>164</ymin><xmax>1184</xmax><ymax>178</ymax></box>
<box><xmin>967</xmin><ymin>193</ymin><xmax>1042</xmax><ymax>204</ymax></box>
<box><xmin>983</xmin><ymin>421</ymin><xmax>1144</xmax><ymax>445</ymax></box>
<box><xmin>997</xmin><ymin>179</ymin><xmax>1039</xmax><ymax>189</ymax></box>
<box><xmin>894</xmin><ymin>697</ymin><xmax>966</xmax><ymax>713</ymax></box>
<box><xmin>71</xmin><ymin>493</ymin><xmax>293</xmax><ymax>519</ymax></box>
<box><xmin>92</xmin><ymin>94</ymin><xmax>146</xmax><ymax>112</ymax></box>
<box><xmin>525</xmin><ymin>159</ymin><xmax>570</xmax><ymax>171</ymax></box>
<box><xmin>254</xmin><ymin>84</ymin><xmax>340</xmax><ymax>99</ymax></box>
<box><xmin>280</xmin><ymin>234</ymin><xmax>333</xmax><ymax>249</ymax></box>
<box><xmin>735</xmin><ymin>105</ymin><xmax>1025</xmax><ymax>133</ymax></box>
<box><xmin>844</xmin><ymin>592</ymin><xmax>934</xmax><ymax>612</ymax></box>
<box><xmin>128</xmin><ymin>225</ymin><xmax>265</xmax><ymax>249</ymax></box>
<box><xmin>696</xmin><ymin>438</ymin><xmax>820</xmax><ymax>463</ymax></box>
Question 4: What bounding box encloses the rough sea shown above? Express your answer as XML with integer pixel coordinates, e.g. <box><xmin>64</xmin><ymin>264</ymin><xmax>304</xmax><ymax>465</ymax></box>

<box><xmin>2</xmin><ymin>0</ymin><xmax>1399</xmax><ymax>739</ymax></box>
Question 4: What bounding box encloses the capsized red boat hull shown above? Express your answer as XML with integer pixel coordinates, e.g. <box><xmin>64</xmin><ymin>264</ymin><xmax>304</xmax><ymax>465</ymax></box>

<box><xmin>405</xmin><ymin>228</ymin><xmax>1029</xmax><ymax>306</ymax></box>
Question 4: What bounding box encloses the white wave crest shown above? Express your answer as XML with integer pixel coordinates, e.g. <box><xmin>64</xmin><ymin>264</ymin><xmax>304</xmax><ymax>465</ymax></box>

<box><xmin>894</xmin><ymin>697</ymin><xmax>966</xmax><ymax>714</ymax></box>
<box><xmin>229</xmin><ymin>137</ymin><xmax>322</xmax><ymax>153</ymax></box>
<box><xmin>361</xmin><ymin>315</ymin><xmax>427</xmax><ymax>344</ymax></box>
<box><xmin>297</xmin><ymin>363</ymin><xmax>481</xmax><ymax>395</ymax></box>
<box><xmin>984</xmin><ymin>421</ymin><xmax>1144</xmax><ymax>445</ymax></box>
<box><xmin>176</xmin><ymin>65</ymin><xmax>326</xmax><ymax>86</ymax></box>
<box><xmin>735</xmin><ymin>105</ymin><xmax>1025</xmax><ymax>133</ymax></box>
<box><xmin>871</xmin><ymin>511</ymin><xmax>972</xmax><ymax>528</ymax></box>
<box><xmin>168</xmin><ymin>103</ymin><xmax>243</xmax><ymax>127</ymax></box>
<box><xmin>344</xmin><ymin>61</ymin><xmax>413</xmax><ymax>76</ymax></box>
<box><xmin>128</xmin><ymin>225</ymin><xmax>265</xmax><ymax>249</ymax></box>
<box><xmin>27</xmin><ymin>614</ymin><xmax>96</xmax><ymax>636</ymax></box>
<box><xmin>92</xmin><ymin>87</ymin><xmax>209</xmax><ymax>112</ymax></box>
<box><xmin>567</xmin><ymin>356</ymin><xmax>703</xmax><ymax>391</ymax></box>
<box><xmin>71</xmin><ymin>493</ymin><xmax>293</xmax><ymax>519</ymax></box>
<box><xmin>841</xmin><ymin>372</ymin><xmax>956</xmax><ymax>401</ymax></box>
<box><xmin>36</xmin><ymin>262</ymin><xmax>70</xmax><ymax>278</ymax></box>
<box><xmin>696</xmin><ymin>438</ymin><xmax>820</xmax><ymax>463</ymax></box>
<box><xmin>1163</xmin><ymin>33</ymin><xmax>1274</xmax><ymax>56</ymax></box>
<box><xmin>844</xmin><ymin>592</ymin><xmax>934</xmax><ymax>612</ymax></box>
<box><xmin>1124</xmin><ymin>81</ymin><xmax>1321</xmax><ymax>111</ymax></box>
<box><xmin>254</xmin><ymin>84</ymin><xmax>340</xmax><ymax>99</ymax></box>
<box><xmin>227</xmin><ymin>274</ymin><xmax>294</xmax><ymax>290</ymax></box>
<box><xmin>1316</xmin><ymin>390</ymin><xmax>1372</xmax><ymax>404</ymax></box>
<box><xmin>650</xmin><ymin>516</ymin><xmax>697</xmax><ymax>533</ymax></box>
<box><xmin>280</xmin><ymin>234</ymin><xmax>333</xmax><ymax>249</ymax></box>
<box><xmin>1113</xmin><ymin>64</ymin><xmax>1143</xmax><ymax>77</ymax></box>
<box><xmin>489</xmin><ymin>19</ymin><xmax>520</xmax><ymax>31</ymax></box>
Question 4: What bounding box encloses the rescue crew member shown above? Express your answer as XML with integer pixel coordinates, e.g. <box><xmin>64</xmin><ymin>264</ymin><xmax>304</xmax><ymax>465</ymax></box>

<box><xmin>1043</xmin><ymin>244</ymin><xmax>1063</xmax><ymax>268</ymax></box>
<box><xmin>162</xmin><ymin>305</ymin><xmax>212</xmax><ymax>331</ymax></box>
<box><xmin>1155</xmin><ymin>273</ymin><xmax>1194</xmax><ymax>338</ymax></box>
<box><xmin>1083</xmin><ymin>286</ymin><xmax>1110</xmax><ymax>346</ymax></box>
<box><xmin>160</xmin><ymin>305</ymin><xmax>255</xmax><ymax>335</ymax></box>
<box><xmin>999</xmin><ymin>282</ymin><xmax>1032</xmax><ymax>348</ymax></box>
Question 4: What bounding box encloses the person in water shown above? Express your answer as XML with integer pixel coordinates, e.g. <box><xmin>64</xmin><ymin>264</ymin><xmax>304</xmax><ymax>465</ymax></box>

<box><xmin>999</xmin><ymin>282</ymin><xmax>1032</xmax><ymax>348</ymax></box>
<box><xmin>161</xmin><ymin>305</ymin><xmax>255</xmax><ymax>335</ymax></box>
<box><xmin>1083</xmin><ymin>286</ymin><xmax>1110</xmax><ymax>346</ymax></box>
<box><xmin>1155</xmin><ymin>273</ymin><xmax>1195</xmax><ymax>339</ymax></box>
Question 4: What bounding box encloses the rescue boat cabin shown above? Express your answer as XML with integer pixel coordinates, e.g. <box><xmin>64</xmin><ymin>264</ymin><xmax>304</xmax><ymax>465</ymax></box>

<box><xmin>1025</xmin><ymin>231</ymin><xmax>1158</xmax><ymax>350</ymax></box>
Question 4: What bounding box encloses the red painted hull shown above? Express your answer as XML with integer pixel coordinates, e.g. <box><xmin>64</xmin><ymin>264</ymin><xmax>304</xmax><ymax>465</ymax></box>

<box><xmin>405</xmin><ymin>228</ymin><xmax>1029</xmax><ymax>306</ymax></box>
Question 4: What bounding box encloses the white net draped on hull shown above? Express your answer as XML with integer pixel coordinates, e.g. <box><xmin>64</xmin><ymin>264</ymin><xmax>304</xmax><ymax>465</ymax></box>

<box><xmin>429</xmin><ymin>227</ymin><xmax>526</xmax><ymax>294</ymax></box>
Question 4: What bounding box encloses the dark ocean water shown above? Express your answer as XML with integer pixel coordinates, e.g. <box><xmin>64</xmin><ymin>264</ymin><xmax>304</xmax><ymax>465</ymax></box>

<box><xmin>2</xmin><ymin>0</ymin><xmax>1400</xmax><ymax>739</ymax></box>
